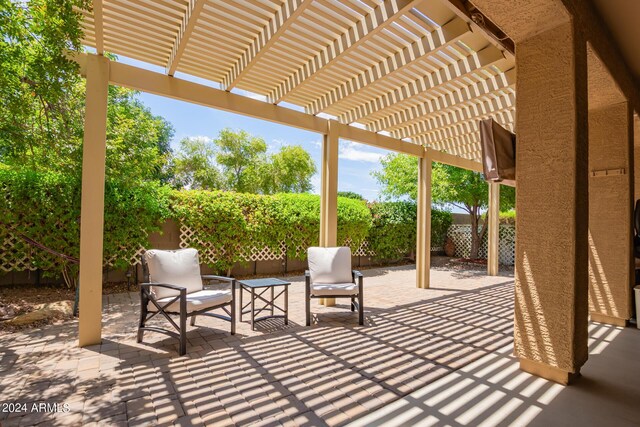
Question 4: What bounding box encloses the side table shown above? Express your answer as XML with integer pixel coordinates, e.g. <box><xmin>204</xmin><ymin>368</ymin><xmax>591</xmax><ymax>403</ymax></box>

<box><xmin>238</xmin><ymin>278</ymin><xmax>290</xmax><ymax>330</ymax></box>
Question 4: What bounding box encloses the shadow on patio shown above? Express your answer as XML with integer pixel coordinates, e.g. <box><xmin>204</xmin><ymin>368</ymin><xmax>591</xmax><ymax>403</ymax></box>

<box><xmin>0</xmin><ymin>267</ymin><xmax>514</xmax><ymax>426</ymax></box>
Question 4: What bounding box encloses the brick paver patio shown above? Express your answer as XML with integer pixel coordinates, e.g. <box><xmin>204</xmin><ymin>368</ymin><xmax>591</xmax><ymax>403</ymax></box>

<box><xmin>0</xmin><ymin>266</ymin><xmax>514</xmax><ymax>426</ymax></box>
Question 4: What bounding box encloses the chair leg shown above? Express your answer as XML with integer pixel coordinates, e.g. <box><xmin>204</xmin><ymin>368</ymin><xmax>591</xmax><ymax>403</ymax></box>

<box><xmin>351</xmin><ymin>297</ymin><xmax>355</xmax><ymax>312</ymax></box>
<box><xmin>230</xmin><ymin>281</ymin><xmax>236</xmax><ymax>335</ymax></box>
<box><xmin>358</xmin><ymin>293</ymin><xmax>364</xmax><ymax>326</ymax></box>
<box><xmin>305</xmin><ymin>276</ymin><xmax>311</xmax><ymax>326</ymax></box>
<box><xmin>179</xmin><ymin>296</ymin><xmax>187</xmax><ymax>356</ymax></box>
<box><xmin>190</xmin><ymin>315</ymin><xmax>196</xmax><ymax>326</ymax></box>
<box><xmin>137</xmin><ymin>290</ymin><xmax>147</xmax><ymax>343</ymax></box>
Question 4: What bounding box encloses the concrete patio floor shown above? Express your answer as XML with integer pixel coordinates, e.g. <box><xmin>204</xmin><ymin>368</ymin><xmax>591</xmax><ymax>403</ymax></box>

<box><xmin>2</xmin><ymin>265</ymin><xmax>638</xmax><ymax>427</ymax></box>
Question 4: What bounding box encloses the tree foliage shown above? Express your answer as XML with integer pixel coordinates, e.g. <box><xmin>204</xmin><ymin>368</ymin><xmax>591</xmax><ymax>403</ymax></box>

<box><xmin>213</xmin><ymin>128</ymin><xmax>267</xmax><ymax>193</ymax></box>
<box><xmin>0</xmin><ymin>0</ymin><xmax>88</xmax><ymax>167</ymax></box>
<box><xmin>372</xmin><ymin>153</ymin><xmax>515</xmax><ymax>258</ymax></box>
<box><xmin>171</xmin><ymin>137</ymin><xmax>222</xmax><ymax>189</ymax></box>
<box><xmin>262</xmin><ymin>145</ymin><xmax>316</xmax><ymax>194</ymax></box>
<box><xmin>172</xmin><ymin>130</ymin><xmax>317</xmax><ymax>195</ymax></box>
<box><xmin>0</xmin><ymin>0</ymin><xmax>174</xmax><ymax>183</ymax></box>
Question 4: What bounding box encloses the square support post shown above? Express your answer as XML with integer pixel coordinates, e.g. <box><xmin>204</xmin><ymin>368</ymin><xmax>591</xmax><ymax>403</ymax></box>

<box><xmin>514</xmin><ymin>21</ymin><xmax>589</xmax><ymax>385</ymax></box>
<box><xmin>588</xmin><ymin>101</ymin><xmax>634</xmax><ymax>326</ymax></box>
<box><xmin>487</xmin><ymin>182</ymin><xmax>500</xmax><ymax>276</ymax></box>
<box><xmin>319</xmin><ymin>121</ymin><xmax>339</xmax><ymax>306</ymax></box>
<box><xmin>78</xmin><ymin>55</ymin><xmax>110</xmax><ymax>347</ymax></box>
<box><xmin>416</xmin><ymin>153</ymin><xmax>432</xmax><ymax>289</ymax></box>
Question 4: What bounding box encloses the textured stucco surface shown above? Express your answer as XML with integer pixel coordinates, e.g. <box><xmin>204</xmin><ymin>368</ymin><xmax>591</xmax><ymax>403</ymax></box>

<box><xmin>587</xmin><ymin>45</ymin><xmax>626</xmax><ymax>111</ymax></box>
<box><xmin>514</xmin><ymin>22</ymin><xmax>589</xmax><ymax>374</ymax></box>
<box><xmin>588</xmin><ymin>103</ymin><xmax>633</xmax><ymax>322</ymax></box>
<box><xmin>470</xmin><ymin>0</ymin><xmax>569</xmax><ymax>43</ymax></box>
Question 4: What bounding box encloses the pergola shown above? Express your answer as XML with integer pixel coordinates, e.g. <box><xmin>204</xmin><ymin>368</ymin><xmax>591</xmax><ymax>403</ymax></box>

<box><xmin>74</xmin><ymin>0</ymin><xmax>640</xmax><ymax>386</ymax></box>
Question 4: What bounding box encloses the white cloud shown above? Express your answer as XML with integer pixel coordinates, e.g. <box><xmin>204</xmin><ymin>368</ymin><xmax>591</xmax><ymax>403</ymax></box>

<box><xmin>339</xmin><ymin>142</ymin><xmax>384</xmax><ymax>163</ymax></box>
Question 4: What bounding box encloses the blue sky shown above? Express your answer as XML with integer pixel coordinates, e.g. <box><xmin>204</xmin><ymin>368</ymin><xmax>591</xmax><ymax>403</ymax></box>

<box><xmin>136</xmin><ymin>91</ymin><xmax>390</xmax><ymax>201</ymax></box>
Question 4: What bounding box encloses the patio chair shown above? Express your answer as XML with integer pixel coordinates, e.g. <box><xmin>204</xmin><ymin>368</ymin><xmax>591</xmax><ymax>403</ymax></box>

<box><xmin>305</xmin><ymin>247</ymin><xmax>364</xmax><ymax>326</ymax></box>
<box><xmin>137</xmin><ymin>248</ymin><xmax>236</xmax><ymax>355</ymax></box>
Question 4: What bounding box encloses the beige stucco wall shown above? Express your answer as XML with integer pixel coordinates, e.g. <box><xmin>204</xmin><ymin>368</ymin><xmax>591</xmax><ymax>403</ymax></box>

<box><xmin>514</xmin><ymin>21</ymin><xmax>589</xmax><ymax>375</ymax></box>
<box><xmin>588</xmin><ymin>103</ymin><xmax>633</xmax><ymax>323</ymax></box>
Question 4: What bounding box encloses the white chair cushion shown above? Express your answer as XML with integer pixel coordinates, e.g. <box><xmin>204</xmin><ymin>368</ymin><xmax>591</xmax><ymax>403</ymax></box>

<box><xmin>308</xmin><ymin>247</ymin><xmax>352</xmax><ymax>284</ymax></box>
<box><xmin>144</xmin><ymin>248</ymin><xmax>203</xmax><ymax>299</ymax></box>
<box><xmin>148</xmin><ymin>289</ymin><xmax>232</xmax><ymax>313</ymax></box>
<box><xmin>310</xmin><ymin>282</ymin><xmax>358</xmax><ymax>296</ymax></box>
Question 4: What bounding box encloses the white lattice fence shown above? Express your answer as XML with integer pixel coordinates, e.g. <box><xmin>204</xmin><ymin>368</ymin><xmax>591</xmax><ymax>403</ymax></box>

<box><xmin>0</xmin><ymin>224</ymin><xmax>148</xmax><ymax>272</ymax></box>
<box><xmin>447</xmin><ymin>224</ymin><xmax>515</xmax><ymax>265</ymax></box>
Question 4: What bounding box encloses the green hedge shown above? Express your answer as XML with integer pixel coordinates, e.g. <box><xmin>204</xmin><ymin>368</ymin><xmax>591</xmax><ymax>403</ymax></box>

<box><xmin>0</xmin><ymin>167</ymin><xmax>170</xmax><ymax>277</ymax></box>
<box><xmin>368</xmin><ymin>201</ymin><xmax>452</xmax><ymax>260</ymax></box>
<box><xmin>170</xmin><ymin>191</ymin><xmax>372</xmax><ymax>271</ymax></box>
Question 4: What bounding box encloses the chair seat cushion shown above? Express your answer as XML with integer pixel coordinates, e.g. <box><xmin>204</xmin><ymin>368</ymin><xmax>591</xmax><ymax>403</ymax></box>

<box><xmin>148</xmin><ymin>289</ymin><xmax>232</xmax><ymax>313</ymax></box>
<box><xmin>310</xmin><ymin>282</ymin><xmax>358</xmax><ymax>296</ymax></box>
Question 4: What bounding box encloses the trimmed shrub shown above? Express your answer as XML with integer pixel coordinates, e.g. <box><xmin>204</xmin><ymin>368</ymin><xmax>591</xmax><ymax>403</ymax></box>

<box><xmin>432</xmin><ymin>209</ymin><xmax>453</xmax><ymax>248</ymax></box>
<box><xmin>367</xmin><ymin>201</ymin><xmax>452</xmax><ymax>260</ymax></box>
<box><xmin>169</xmin><ymin>191</ymin><xmax>372</xmax><ymax>271</ymax></box>
<box><xmin>0</xmin><ymin>167</ymin><xmax>170</xmax><ymax>279</ymax></box>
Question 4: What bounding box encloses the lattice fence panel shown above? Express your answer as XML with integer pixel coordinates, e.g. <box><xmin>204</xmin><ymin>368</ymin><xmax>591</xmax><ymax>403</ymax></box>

<box><xmin>0</xmin><ymin>228</ymin><xmax>147</xmax><ymax>272</ymax></box>
<box><xmin>447</xmin><ymin>224</ymin><xmax>515</xmax><ymax>265</ymax></box>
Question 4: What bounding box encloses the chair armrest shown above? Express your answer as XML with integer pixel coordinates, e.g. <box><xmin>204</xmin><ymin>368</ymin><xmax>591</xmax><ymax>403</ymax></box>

<box><xmin>140</xmin><ymin>282</ymin><xmax>187</xmax><ymax>292</ymax></box>
<box><xmin>352</xmin><ymin>270</ymin><xmax>363</xmax><ymax>278</ymax></box>
<box><xmin>201</xmin><ymin>275</ymin><xmax>235</xmax><ymax>283</ymax></box>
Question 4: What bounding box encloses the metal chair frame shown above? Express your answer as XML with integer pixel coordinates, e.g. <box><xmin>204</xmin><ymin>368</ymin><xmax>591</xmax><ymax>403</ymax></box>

<box><xmin>137</xmin><ymin>255</ymin><xmax>236</xmax><ymax>355</ymax></box>
<box><xmin>305</xmin><ymin>270</ymin><xmax>364</xmax><ymax>326</ymax></box>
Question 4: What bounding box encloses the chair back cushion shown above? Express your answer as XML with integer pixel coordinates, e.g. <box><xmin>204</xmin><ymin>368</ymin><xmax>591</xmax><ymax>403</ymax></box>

<box><xmin>307</xmin><ymin>247</ymin><xmax>352</xmax><ymax>284</ymax></box>
<box><xmin>144</xmin><ymin>248</ymin><xmax>203</xmax><ymax>299</ymax></box>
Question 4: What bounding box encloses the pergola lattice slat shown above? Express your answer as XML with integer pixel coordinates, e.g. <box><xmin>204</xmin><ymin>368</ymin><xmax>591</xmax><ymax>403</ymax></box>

<box><xmin>391</xmin><ymin>92</ymin><xmax>515</xmax><ymax>139</ymax></box>
<box><xmin>367</xmin><ymin>67</ymin><xmax>515</xmax><ymax>132</ymax></box>
<box><xmin>266</xmin><ymin>0</ymin><xmax>419</xmax><ymax>104</ymax></box>
<box><xmin>336</xmin><ymin>45</ymin><xmax>505</xmax><ymax>124</ymax></box>
<box><xmin>305</xmin><ymin>17</ymin><xmax>471</xmax><ymax>115</ymax></box>
<box><xmin>221</xmin><ymin>0</ymin><xmax>314</xmax><ymax>90</ymax></box>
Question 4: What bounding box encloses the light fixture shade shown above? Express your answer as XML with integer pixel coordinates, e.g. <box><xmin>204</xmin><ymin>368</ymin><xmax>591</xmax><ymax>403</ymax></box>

<box><xmin>479</xmin><ymin>118</ymin><xmax>516</xmax><ymax>187</ymax></box>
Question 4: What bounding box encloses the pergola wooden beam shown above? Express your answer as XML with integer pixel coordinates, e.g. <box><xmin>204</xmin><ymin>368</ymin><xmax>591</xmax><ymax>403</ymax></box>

<box><xmin>76</xmin><ymin>53</ymin><xmax>487</xmax><ymax>172</ymax></box>
<box><xmin>337</xmin><ymin>45</ymin><xmax>504</xmax><ymax>124</ymax></box>
<box><xmin>94</xmin><ymin>0</ymin><xmax>104</xmax><ymax>55</ymax></box>
<box><xmin>427</xmin><ymin>146</ymin><xmax>483</xmax><ymax>171</ymax></box>
<box><xmin>166</xmin><ymin>0</ymin><xmax>205</xmax><ymax>76</ymax></box>
<box><xmin>267</xmin><ymin>0</ymin><xmax>419</xmax><ymax>104</ymax></box>
<box><xmin>391</xmin><ymin>92</ymin><xmax>515</xmax><ymax>139</ymax></box>
<box><xmin>75</xmin><ymin>53</ymin><xmax>429</xmax><ymax>157</ymax></box>
<box><xmin>367</xmin><ymin>67</ymin><xmax>515</xmax><ymax>132</ymax></box>
<box><xmin>306</xmin><ymin>17</ymin><xmax>470</xmax><ymax>115</ymax></box>
<box><xmin>222</xmin><ymin>0</ymin><xmax>313</xmax><ymax>91</ymax></box>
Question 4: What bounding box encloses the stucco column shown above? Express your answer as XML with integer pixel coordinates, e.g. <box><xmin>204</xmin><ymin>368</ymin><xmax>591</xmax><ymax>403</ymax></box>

<box><xmin>514</xmin><ymin>21</ymin><xmax>589</xmax><ymax>384</ymax></box>
<box><xmin>416</xmin><ymin>153</ymin><xmax>432</xmax><ymax>289</ymax></box>
<box><xmin>588</xmin><ymin>102</ymin><xmax>634</xmax><ymax>326</ymax></box>
<box><xmin>78</xmin><ymin>55</ymin><xmax>110</xmax><ymax>347</ymax></box>
<box><xmin>319</xmin><ymin>120</ymin><xmax>339</xmax><ymax>306</ymax></box>
<box><xmin>487</xmin><ymin>183</ymin><xmax>500</xmax><ymax>276</ymax></box>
